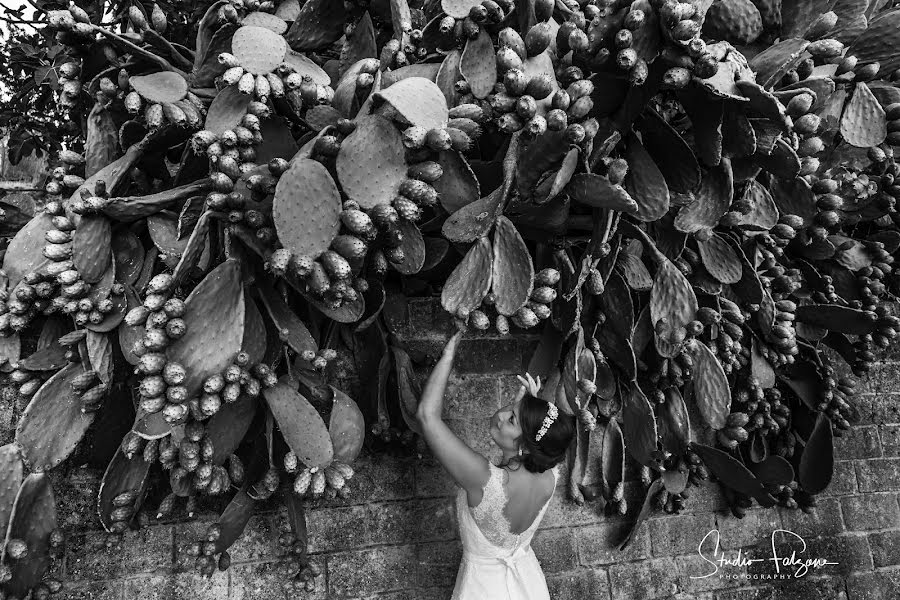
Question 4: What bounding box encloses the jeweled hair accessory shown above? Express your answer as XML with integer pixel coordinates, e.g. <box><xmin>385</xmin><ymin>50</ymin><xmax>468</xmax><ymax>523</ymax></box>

<box><xmin>535</xmin><ymin>402</ymin><xmax>558</xmax><ymax>442</ymax></box>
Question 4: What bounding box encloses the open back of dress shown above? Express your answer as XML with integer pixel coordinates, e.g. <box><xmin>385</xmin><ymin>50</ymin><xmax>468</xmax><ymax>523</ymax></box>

<box><xmin>451</xmin><ymin>462</ymin><xmax>558</xmax><ymax>600</ymax></box>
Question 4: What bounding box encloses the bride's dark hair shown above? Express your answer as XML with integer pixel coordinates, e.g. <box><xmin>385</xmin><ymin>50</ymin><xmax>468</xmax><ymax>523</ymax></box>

<box><xmin>511</xmin><ymin>394</ymin><xmax>576</xmax><ymax>473</ymax></box>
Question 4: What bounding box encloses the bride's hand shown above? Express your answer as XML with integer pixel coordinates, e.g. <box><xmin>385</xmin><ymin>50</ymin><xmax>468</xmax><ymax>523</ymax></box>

<box><xmin>515</xmin><ymin>373</ymin><xmax>541</xmax><ymax>399</ymax></box>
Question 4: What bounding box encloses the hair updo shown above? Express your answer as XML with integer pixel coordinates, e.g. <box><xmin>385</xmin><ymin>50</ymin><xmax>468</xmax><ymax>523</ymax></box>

<box><xmin>517</xmin><ymin>394</ymin><xmax>576</xmax><ymax>473</ymax></box>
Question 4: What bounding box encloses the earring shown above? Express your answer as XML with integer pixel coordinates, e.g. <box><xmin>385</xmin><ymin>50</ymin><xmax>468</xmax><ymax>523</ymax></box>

<box><xmin>517</xmin><ymin>446</ymin><xmax>523</xmax><ymax>457</ymax></box>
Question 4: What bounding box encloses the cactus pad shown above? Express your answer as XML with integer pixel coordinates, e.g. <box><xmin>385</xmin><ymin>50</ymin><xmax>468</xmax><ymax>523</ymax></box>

<box><xmin>697</xmin><ymin>233</ymin><xmax>742</xmax><ymax>284</ymax></box>
<box><xmin>688</xmin><ymin>340</ymin><xmax>731</xmax><ymax>429</ymax></box>
<box><xmin>691</xmin><ymin>443</ymin><xmax>775</xmax><ymax>506</ymax></box>
<box><xmin>258</xmin><ymin>280</ymin><xmax>317</xmax><ymax>354</ymax></box>
<box><xmin>375</xmin><ymin>77</ymin><xmax>448</xmax><ymax>130</ymax></box>
<box><xmin>97</xmin><ymin>447</ymin><xmax>151</xmax><ymax>532</ymax></box>
<box><xmin>73</xmin><ymin>215</ymin><xmax>112</xmax><ymax>283</ymax></box>
<box><xmin>624</xmin><ymin>133</ymin><xmax>670</xmax><ymax>222</ymax></box>
<box><xmin>460</xmin><ymin>29</ymin><xmax>496</xmax><ymax>99</ymax></box>
<box><xmin>284</xmin><ymin>0</ymin><xmax>346</xmax><ymax>52</ymax></box>
<box><xmin>205</xmin><ymin>85</ymin><xmax>253</xmax><ymax>135</ymax></box>
<box><xmin>794</xmin><ymin>304</ymin><xmax>878</xmax><ymax>335</ymax></box>
<box><xmin>16</xmin><ymin>363</ymin><xmax>96</xmax><ymax>471</ymax></box>
<box><xmin>208</xmin><ymin>394</ymin><xmax>258</xmax><ymax>465</ymax></box>
<box><xmin>242</xmin><ymin>293</ymin><xmax>267</xmax><ymax>365</ymax></box>
<box><xmin>213</xmin><ymin>489</ymin><xmax>256</xmax><ymax>554</ymax></box>
<box><xmin>617</xmin><ymin>253</ymin><xmax>653</xmax><ymax>291</ymax></box>
<box><xmin>649</xmin><ymin>257</ymin><xmax>698</xmax><ymax>358</ymax></box>
<box><xmin>441</xmin><ymin>0</ymin><xmax>482</xmax><ymax>18</ymax></box>
<box><xmin>622</xmin><ymin>384</ymin><xmax>658</xmax><ymax>467</ymax></box>
<box><xmin>736</xmin><ymin>81</ymin><xmax>789</xmax><ymax>133</ymax></box>
<box><xmin>3</xmin><ymin>473</ymin><xmax>56</xmax><ymax>596</ymax></box>
<box><xmin>118</xmin><ymin>285</ymin><xmax>145</xmax><ymax>366</ymax></box>
<box><xmin>232</xmin><ymin>25</ymin><xmax>288</xmax><ymax>75</ymax></box>
<box><xmin>274</xmin><ymin>158</ymin><xmax>342</xmax><ymax>258</ymax></box>
<box><xmin>847</xmin><ymin>7</ymin><xmax>900</xmax><ymax>76</ymax></box>
<box><xmin>657</xmin><ymin>388</ymin><xmax>691</xmax><ymax>453</ymax></box>
<box><xmin>441</xmin><ymin>236</ymin><xmax>493</xmax><ymax>316</ymax></box>
<box><xmin>674</xmin><ymin>159</ymin><xmax>734</xmax><ymax>233</ymax></box>
<box><xmin>393</xmin><ymin>220</ymin><xmax>426</xmax><ymax>275</ymax></box>
<box><xmin>284</xmin><ymin>49</ymin><xmax>331</xmax><ymax>85</ymax></box>
<box><xmin>241</xmin><ymin>11</ymin><xmax>288</xmax><ymax>34</ymax></box>
<box><xmin>148</xmin><ymin>212</ymin><xmax>210</xmax><ymax>269</ymax></box>
<box><xmin>329</xmin><ymin>386</ymin><xmax>364</xmax><ymax>463</ymax></box>
<box><xmin>132</xmin><ymin>409</ymin><xmax>172</xmax><ymax>440</ymax></box>
<box><xmin>0</xmin><ymin>444</ymin><xmax>23</xmax><ymax>537</ymax></box>
<box><xmin>172</xmin><ymin>211</ymin><xmax>211</xmax><ymax>288</ymax></box>
<box><xmin>166</xmin><ymin>259</ymin><xmax>245</xmax><ymax>398</ymax></box>
<box><xmin>112</xmin><ymin>229</ymin><xmax>145</xmax><ymax>285</ymax></box>
<box><xmin>336</xmin><ymin>115</ymin><xmax>407</xmax><ymax>210</ymax></box>
<box><xmin>263</xmin><ymin>380</ymin><xmax>334</xmax><ymax>468</ymax></box>
<box><xmin>2</xmin><ymin>212</ymin><xmax>53</xmax><ymax>290</ymax></box>
<box><xmin>567</xmin><ymin>174</ymin><xmax>639</xmax><ymax>213</ymax></box>
<box><xmin>442</xmin><ymin>187</ymin><xmax>504</xmax><ymax>243</ymax></box>
<box><xmin>88</xmin><ymin>293</ymin><xmax>127</xmax><ymax>333</ymax></box>
<box><xmin>840</xmin><ymin>82</ymin><xmax>887</xmax><ymax>148</ymax></box>
<box><xmin>798</xmin><ymin>414</ymin><xmax>834</xmax><ymax>495</ymax></box>
<box><xmin>491</xmin><ymin>216</ymin><xmax>534</xmax><ymax>316</ymax></box>
<box><xmin>749</xmin><ymin>38</ymin><xmax>811</xmax><ymax>89</ymax></box>
<box><xmin>434</xmin><ymin>150</ymin><xmax>481</xmax><ymax>214</ymax></box>
<box><xmin>128</xmin><ymin>71</ymin><xmax>188</xmax><ymax>104</ymax></box>
<box><xmin>755</xmin><ymin>137</ymin><xmax>801</xmax><ymax>179</ymax></box>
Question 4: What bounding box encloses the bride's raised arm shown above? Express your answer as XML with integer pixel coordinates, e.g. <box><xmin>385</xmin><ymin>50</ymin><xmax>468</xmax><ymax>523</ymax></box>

<box><xmin>416</xmin><ymin>328</ymin><xmax>491</xmax><ymax>496</ymax></box>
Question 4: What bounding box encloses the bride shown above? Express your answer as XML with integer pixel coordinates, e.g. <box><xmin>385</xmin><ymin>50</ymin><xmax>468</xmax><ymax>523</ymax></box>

<box><xmin>416</xmin><ymin>328</ymin><xmax>576</xmax><ymax>600</ymax></box>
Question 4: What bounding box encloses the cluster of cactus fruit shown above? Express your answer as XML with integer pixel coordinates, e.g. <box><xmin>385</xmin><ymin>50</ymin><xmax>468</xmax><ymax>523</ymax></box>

<box><xmin>6</xmin><ymin>0</ymin><xmax>900</xmax><ymax>594</ymax></box>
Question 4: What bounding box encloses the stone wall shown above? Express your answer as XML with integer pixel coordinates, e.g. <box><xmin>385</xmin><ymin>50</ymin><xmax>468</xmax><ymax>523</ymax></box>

<box><xmin>6</xmin><ymin>297</ymin><xmax>900</xmax><ymax>600</ymax></box>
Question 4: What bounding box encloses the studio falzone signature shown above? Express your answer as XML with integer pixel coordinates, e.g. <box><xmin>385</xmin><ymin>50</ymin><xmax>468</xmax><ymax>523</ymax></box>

<box><xmin>691</xmin><ymin>529</ymin><xmax>839</xmax><ymax>580</ymax></box>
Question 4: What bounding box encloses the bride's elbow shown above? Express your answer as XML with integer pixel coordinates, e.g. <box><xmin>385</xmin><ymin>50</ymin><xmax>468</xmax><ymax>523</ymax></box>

<box><xmin>416</xmin><ymin>407</ymin><xmax>440</xmax><ymax>427</ymax></box>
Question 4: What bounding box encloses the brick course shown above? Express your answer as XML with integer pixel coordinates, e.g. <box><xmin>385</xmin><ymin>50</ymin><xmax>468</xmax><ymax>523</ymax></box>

<box><xmin>7</xmin><ymin>298</ymin><xmax>900</xmax><ymax>599</ymax></box>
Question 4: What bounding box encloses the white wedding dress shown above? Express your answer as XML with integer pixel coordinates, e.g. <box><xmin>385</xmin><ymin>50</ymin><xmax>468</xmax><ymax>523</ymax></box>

<box><xmin>451</xmin><ymin>462</ymin><xmax>558</xmax><ymax>600</ymax></box>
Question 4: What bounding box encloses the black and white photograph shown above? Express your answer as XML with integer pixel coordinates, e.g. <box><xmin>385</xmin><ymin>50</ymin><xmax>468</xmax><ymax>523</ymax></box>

<box><xmin>0</xmin><ymin>0</ymin><xmax>899</xmax><ymax>598</ymax></box>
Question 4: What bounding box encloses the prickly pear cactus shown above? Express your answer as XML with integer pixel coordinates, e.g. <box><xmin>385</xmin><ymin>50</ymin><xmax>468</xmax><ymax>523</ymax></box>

<box><xmin>5</xmin><ymin>0</ymin><xmax>900</xmax><ymax>591</ymax></box>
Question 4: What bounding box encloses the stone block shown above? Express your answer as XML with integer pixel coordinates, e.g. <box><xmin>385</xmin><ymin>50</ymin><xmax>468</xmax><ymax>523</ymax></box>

<box><xmin>327</xmin><ymin>545</ymin><xmax>418</xmax><ymax>597</ymax></box>
<box><xmin>826</xmin><ymin>460</ymin><xmax>858</xmax><ymax>496</ymax></box>
<box><xmin>713</xmin><ymin>576</ymin><xmax>847</xmax><ymax>600</ymax></box>
<box><xmin>66</xmin><ymin>526</ymin><xmax>173</xmax><ymax>581</ymax></box>
<box><xmin>882</xmin><ymin>424</ymin><xmax>900</xmax><ymax>456</ymax></box>
<box><xmin>608</xmin><ymin>558</ymin><xmax>679</xmax><ymax>600</ymax></box>
<box><xmin>575</xmin><ymin>520</ymin><xmax>651</xmax><ymax>566</ymax></box>
<box><xmin>834</xmin><ymin>425</ymin><xmax>882</xmax><ymax>460</ymax></box>
<box><xmin>454</xmin><ymin>337</ymin><xmax>528</xmax><ymax>374</ymax></box>
<box><xmin>57</xmin><ymin>580</ymin><xmax>124</xmax><ymax>600</ymax></box>
<box><xmin>445</xmin><ymin>418</ymin><xmax>494</xmax><ymax>456</ymax></box>
<box><xmin>846</xmin><ymin>568</ymin><xmax>900</xmax><ymax>600</ymax></box>
<box><xmin>545</xmin><ymin>568</ymin><xmax>611</xmax><ymax>600</ymax></box>
<box><xmin>675</xmin><ymin>552</ymin><xmax>747</xmax><ymax>594</ymax></box>
<box><xmin>229</xmin><ymin>560</ymin><xmax>326</xmax><ymax>600</ymax></box>
<box><xmin>416</xmin><ymin>540</ymin><xmax>463</xmax><ymax>588</ymax></box>
<box><xmin>121</xmin><ymin>571</ymin><xmax>228</xmax><ymax>600</ymax></box>
<box><xmin>316</xmin><ymin>453</ymin><xmax>416</xmax><ymax>508</ymax></box>
<box><xmin>649</xmin><ymin>513</ymin><xmax>717</xmax><ymax>557</ymax></box>
<box><xmin>868</xmin><ymin>530</ymin><xmax>900</xmax><ymax>568</ymax></box>
<box><xmin>856</xmin><ymin>458</ymin><xmax>900</xmax><ymax>492</ymax></box>
<box><xmin>777</xmin><ymin>498</ymin><xmax>845</xmax><ymax>539</ymax></box>
<box><xmin>713</xmin><ymin>507</ymin><xmax>781</xmax><ymax>550</ymax></box>
<box><xmin>532</xmin><ymin>528</ymin><xmax>579</xmax><ymax>573</ymax></box>
<box><xmin>852</xmin><ymin>393</ymin><xmax>900</xmax><ymax>426</ymax></box>
<box><xmin>842</xmin><ymin>493</ymin><xmax>900</xmax><ymax>531</ymax></box>
<box><xmin>415</xmin><ymin>455</ymin><xmax>458</xmax><ymax>498</ymax></box>
<box><xmin>442</xmin><ymin>375</ymin><xmax>500</xmax><ymax>419</ymax></box>
<box><xmin>222</xmin><ymin>513</ymin><xmax>282</xmax><ymax>564</ymax></box>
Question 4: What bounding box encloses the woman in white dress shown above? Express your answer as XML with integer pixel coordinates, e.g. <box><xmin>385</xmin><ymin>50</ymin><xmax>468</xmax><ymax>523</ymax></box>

<box><xmin>416</xmin><ymin>329</ymin><xmax>576</xmax><ymax>600</ymax></box>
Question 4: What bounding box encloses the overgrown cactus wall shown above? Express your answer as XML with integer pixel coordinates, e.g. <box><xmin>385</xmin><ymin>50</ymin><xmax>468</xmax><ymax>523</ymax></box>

<box><xmin>2</xmin><ymin>0</ymin><xmax>900</xmax><ymax>596</ymax></box>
